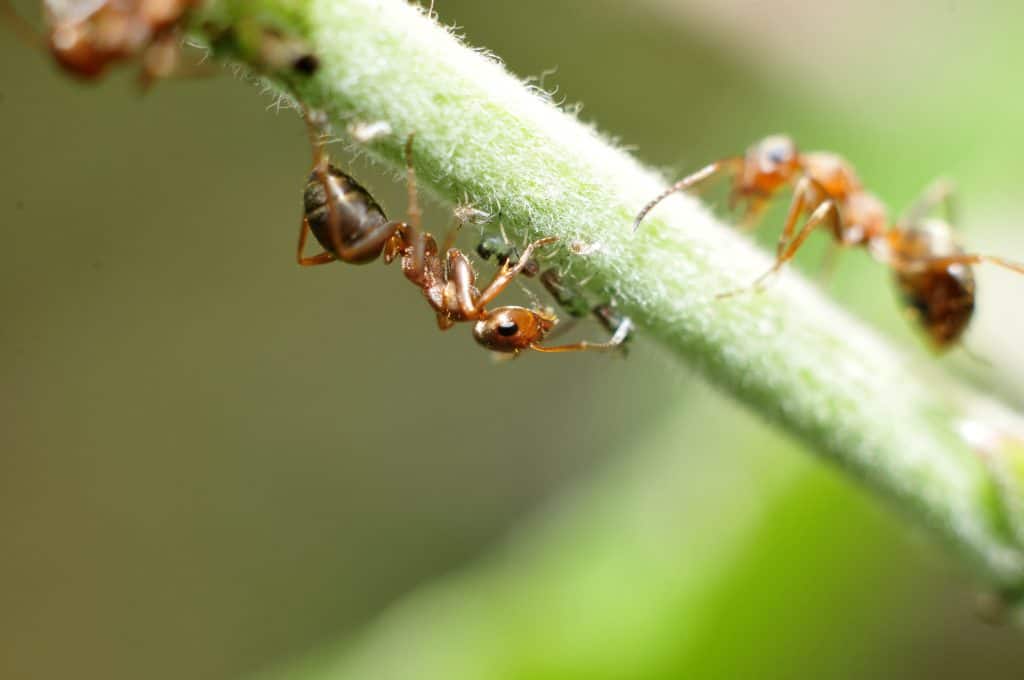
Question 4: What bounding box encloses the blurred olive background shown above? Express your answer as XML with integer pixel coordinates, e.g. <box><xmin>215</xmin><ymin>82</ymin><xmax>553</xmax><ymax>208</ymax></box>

<box><xmin>3</xmin><ymin>1</ymin><xmax>1024</xmax><ymax>678</ymax></box>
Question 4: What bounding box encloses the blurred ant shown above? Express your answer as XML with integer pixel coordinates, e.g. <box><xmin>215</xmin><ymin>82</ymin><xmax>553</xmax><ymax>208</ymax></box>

<box><xmin>3</xmin><ymin>2</ymin><xmax>321</xmax><ymax>89</ymax></box>
<box><xmin>298</xmin><ymin>110</ymin><xmax>626</xmax><ymax>355</ymax></box>
<box><xmin>476</xmin><ymin>232</ymin><xmax>634</xmax><ymax>351</ymax></box>
<box><xmin>633</xmin><ymin>135</ymin><xmax>1024</xmax><ymax>349</ymax></box>
<box><xmin>1</xmin><ymin>0</ymin><xmax>203</xmax><ymax>86</ymax></box>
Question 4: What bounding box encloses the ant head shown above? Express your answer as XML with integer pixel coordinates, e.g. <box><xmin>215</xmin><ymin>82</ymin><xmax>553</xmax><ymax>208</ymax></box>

<box><xmin>473</xmin><ymin>306</ymin><xmax>556</xmax><ymax>354</ymax></box>
<box><xmin>743</xmin><ymin>135</ymin><xmax>801</xmax><ymax>195</ymax></box>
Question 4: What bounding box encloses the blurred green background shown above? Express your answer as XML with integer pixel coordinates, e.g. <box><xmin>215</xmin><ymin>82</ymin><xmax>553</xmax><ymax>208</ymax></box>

<box><xmin>3</xmin><ymin>1</ymin><xmax>1024</xmax><ymax>678</ymax></box>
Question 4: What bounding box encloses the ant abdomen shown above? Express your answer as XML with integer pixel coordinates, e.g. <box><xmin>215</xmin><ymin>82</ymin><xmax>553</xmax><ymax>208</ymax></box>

<box><xmin>303</xmin><ymin>165</ymin><xmax>393</xmax><ymax>264</ymax></box>
<box><xmin>893</xmin><ymin>222</ymin><xmax>976</xmax><ymax>349</ymax></box>
<box><xmin>895</xmin><ymin>266</ymin><xmax>975</xmax><ymax>349</ymax></box>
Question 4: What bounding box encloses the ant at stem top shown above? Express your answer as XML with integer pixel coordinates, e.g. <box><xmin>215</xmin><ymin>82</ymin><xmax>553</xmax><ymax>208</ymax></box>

<box><xmin>633</xmin><ymin>135</ymin><xmax>1024</xmax><ymax>351</ymax></box>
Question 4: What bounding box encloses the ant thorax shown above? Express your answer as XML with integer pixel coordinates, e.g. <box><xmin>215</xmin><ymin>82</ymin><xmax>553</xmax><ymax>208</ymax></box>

<box><xmin>841</xmin><ymin>192</ymin><xmax>889</xmax><ymax>245</ymax></box>
<box><xmin>800</xmin><ymin>152</ymin><xmax>863</xmax><ymax>200</ymax></box>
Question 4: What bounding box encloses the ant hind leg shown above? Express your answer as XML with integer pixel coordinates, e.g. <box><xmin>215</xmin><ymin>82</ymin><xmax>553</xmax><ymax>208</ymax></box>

<box><xmin>912</xmin><ymin>254</ymin><xmax>1024</xmax><ymax>277</ymax></box>
<box><xmin>717</xmin><ymin>191</ymin><xmax>839</xmax><ymax>299</ymax></box>
<box><xmin>296</xmin><ymin>217</ymin><xmax>335</xmax><ymax>266</ymax></box>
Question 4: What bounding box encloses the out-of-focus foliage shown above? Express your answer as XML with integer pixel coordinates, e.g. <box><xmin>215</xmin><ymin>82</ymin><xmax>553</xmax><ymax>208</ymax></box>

<box><xmin>2</xmin><ymin>1</ymin><xmax>1023</xmax><ymax>679</ymax></box>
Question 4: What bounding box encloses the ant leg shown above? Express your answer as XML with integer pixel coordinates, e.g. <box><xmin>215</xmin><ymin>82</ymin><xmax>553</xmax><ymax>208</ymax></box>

<box><xmin>737</xmin><ymin>197</ymin><xmax>769</xmax><ymax>232</ymax></box>
<box><xmin>902</xmin><ymin>178</ymin><xmax>957</xmax><ymax>226</ymax></box>
<box><xmin>296</xmin><ymin>217</ymin><xmax>336</xmax><ymax>266</ymax></box>
<box><xmin>403</xmin><ymin>133</ymin><xmax>423</xmax><ymax>233</ymax></box>
<box><xmin>446</xmin><ymin>250</ymin><xmax>480</xmax><ymax>317</ymax></box>
<box><xmin>400</xmin><ymin>133</ymin><xmax>431</xmax><ymax>281</ymax></box>
<box><xmin>718</xmin><ymin>198</ymin><xmax>840</xmax><ymax>298</ymax></box>
<box><xmin>818</xmin><ymin>241</ymin><xmax>840</xmax><ymax>286</ymax></box>
<box><xmin>299</xmin><ymin>106</ymin><xmax>349</xmax><ymax>261</ymax></box>
<box><xmin>538</xmin><ymin>268</ymin><xmax>633</xmax><ymax>349</ymax></box>
<box><xmin>399</xmin><ymin>231</ymin><xmax>442</xmax><ymax>289</ymax></box>
<box><xmin>632</xmin><ymin>158</ymin><xmax>743</xmax><ymax>231</ymax></box>
<box><xmin>909</xmin><ymin>254</ymin><xmax>1024</xmax><ymax>277</ymax></box>
<box><xmin>772</xmin><ymin>176</ymin><xmax>818</xmax><ymax>258</ymax></box>
<box><xmin>333</xmin><ymin>221</ymin><xmax>408</xmax><ymax>263</ymax></box>
<box><xmin>441</xmin><ymin>216</ymin><xmax>463</xmax><ymax>255</ymax></box>
<box><xmin>593</xmin><ymin>304</ymin><xmax>634</xmax><ymax>351</ymax></box>
<box><xmin>532</xmin><ymin>318</ymin><xmax>634</xmax><ymax>353</ymax></box>
<box><xmin>474</xmin><ymin>236</ymin><xmax>559</xmax><ymax>310</ymax></box>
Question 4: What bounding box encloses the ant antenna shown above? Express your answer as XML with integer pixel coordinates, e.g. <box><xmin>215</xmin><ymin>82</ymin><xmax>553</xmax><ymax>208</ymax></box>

<box><xmin>0</xmin><ymin>0</ymin><xmax>44</xmax><ymax>49</ymax></box>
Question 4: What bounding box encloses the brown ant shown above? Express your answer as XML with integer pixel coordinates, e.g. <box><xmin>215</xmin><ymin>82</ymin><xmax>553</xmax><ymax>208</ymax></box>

<box><xmin>475</xmin><ymin>233</ymin><xmax>634</xmax><ymax>351</ymax></box>
<box><xmin>1</xmin><ymin>0</ymin><xmax>203</xmax><ymax>86</ymax></box>
<box><xmin>297</xmin><ymin>111</ymin><xmax>626</xmax><ymax>355</ymax></box>
<box><xmin>3</xmin><ymin>2</ymin><xmax>321</xmax><ymax>92</ymax></box>
<box><xmin>633</xmin><ymin>135</ymin><xmax>1024</xmax><ymax>350</ymax></box>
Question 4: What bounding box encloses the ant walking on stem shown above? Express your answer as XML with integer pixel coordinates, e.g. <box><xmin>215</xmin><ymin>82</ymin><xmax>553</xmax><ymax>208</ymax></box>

<box><xmin>297</xmin><ymin>109</ymin><xmax>628</xmax><ymax>355</ymax></box>
<box><xmin>633</xmin><ymin>135</ymin><xmax>1024</xmax><ymax>349</ymax></box>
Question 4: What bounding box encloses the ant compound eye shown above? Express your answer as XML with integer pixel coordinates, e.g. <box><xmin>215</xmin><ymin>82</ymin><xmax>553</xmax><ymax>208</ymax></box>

<box><xmin>497</xmin><ymin>320</ymin><xmax>519</xmax><ymax>337</ymax></box>
<box><xmin>758</xmin><ymin>136</ymin><xmax>795</xmax><ymax>168</ymax></box>
<box><xmin>766</xmin><ymin>144</ymin><xmax>791</xmax><ymax>165</ymax></box>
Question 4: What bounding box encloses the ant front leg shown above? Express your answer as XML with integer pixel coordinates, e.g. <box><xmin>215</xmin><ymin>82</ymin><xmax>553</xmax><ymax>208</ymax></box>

<box><xmin>474</xmin><ymin>237</ymin><xmax>559</xmax><ymax>310</ymax></box>
<box><xmin>296</xmin><ymin>107</ymin><xmax>339</xmax><ymax>266</ymax></box>
<box><xmin>296</xmin><ymin>218</ymin><xmax>335</xmax><ymax>266</ymax></box>
<box><xmin>718</xmin><ymin>178</ymin><xmax>840</xmax><ymax>298</ymax></box>
<box><xmin>532</xmin><ymin>316</ymin><xmax>634</xmax><ymax>354</ymax></box>
<box><xmin>633</xmin><ymin>158</ymin><xmax>743</xmax><ymax>231</ymax></box>
<box><xmin>736</xmin><ymin>197</ymin><xmax>769</xmax><ymax>232</ymax></box>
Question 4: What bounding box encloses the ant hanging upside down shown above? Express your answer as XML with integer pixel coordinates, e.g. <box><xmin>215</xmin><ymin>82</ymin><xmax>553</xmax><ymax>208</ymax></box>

<box><xmin>296</xmin><ymin>110</ymin><xmax>629</xmax><ymax>355</ymax></box>
<box><xmin>633</xmin><ymin>135</ymin><xmax>1024</xmax><ymax>350</ymax></box>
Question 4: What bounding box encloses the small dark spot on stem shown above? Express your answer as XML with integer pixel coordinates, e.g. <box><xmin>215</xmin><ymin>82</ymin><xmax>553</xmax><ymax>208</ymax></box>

<box><xmin>292</xmin><ymin>54</ymin><xmax>319</xmax><ymax>75</ymax></box>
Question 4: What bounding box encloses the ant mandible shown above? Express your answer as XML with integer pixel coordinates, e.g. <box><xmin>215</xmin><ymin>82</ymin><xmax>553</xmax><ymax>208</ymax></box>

<box><xmin>632</xmin><ymin>135</ymin><xmax>1024</xmax><ymax>349</ymax></box>
<box><xmin>297</xmin><ymin>110</ymin><xmax>626</xmax><ymax>355</ymax></box>
<box><xmin>1</xmin><ymin>0</ymin><xmax>201</xmax><ymax>86</ymax></box>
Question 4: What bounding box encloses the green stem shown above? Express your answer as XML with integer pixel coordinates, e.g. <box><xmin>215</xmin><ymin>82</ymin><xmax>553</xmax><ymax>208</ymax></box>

<box><xmin>190</xmin><ymin>0</ymin><xmax>1024</xmax><ymax>587</ymax></box>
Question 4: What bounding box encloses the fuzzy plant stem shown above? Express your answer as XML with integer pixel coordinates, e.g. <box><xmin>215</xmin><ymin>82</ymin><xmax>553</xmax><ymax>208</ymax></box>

<box><xmin>189</xmin><ymin>0</ymin><xmax>1024</xmax><ymax>591</ymax></box>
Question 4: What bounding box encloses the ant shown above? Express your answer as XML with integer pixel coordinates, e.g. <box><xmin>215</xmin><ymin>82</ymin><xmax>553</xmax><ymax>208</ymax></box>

<box><xmin>3</xmin><ymin>2</ymin><xmax>321</xmax><ymax>91</ymax></box>
<box><xmin>297</xmin><ymin>110</ymin><xmax>627</xmax><ymax>355</ymax></box>
<box><xmin>475</xmin><ymin>232</ymin><xmax>634</xmax><ymax>351</ymax></box>
<box><xmin>1</xmin><ymin>0</ymin><xmax>202</xmax><ymax>86</ymax></box>
<box><xmin>632</xmin><ymin>135</ymin><xmax>1024</xmax><ymax>350</ymax></box>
